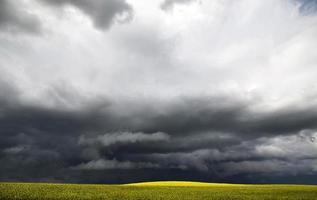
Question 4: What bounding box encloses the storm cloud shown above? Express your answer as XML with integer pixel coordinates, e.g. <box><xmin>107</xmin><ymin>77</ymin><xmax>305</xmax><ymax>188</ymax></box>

<box><xmin>0</xmin><ymin>0</ymin><xmax>41</xmax><ymax>34</ymax></box>
<box><xmin>0</xmin><ymin>0</ymin><xmax>317</xmax><ymax>184</ymax></box>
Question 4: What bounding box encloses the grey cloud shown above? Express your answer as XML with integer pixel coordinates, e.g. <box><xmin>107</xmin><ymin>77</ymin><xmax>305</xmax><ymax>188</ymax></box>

<box><xmin>136</xmin><ymin>149</ymin><xmax>219</xmax><ymax>172</ymax></box>
<box><xmin>0</xmin><ymin>0</ymin><xmax>41</xmax><ymax>34</ymax></box>
<box><xmin>160</xmin><ymin>0</ymin><xmax>197</xmax><ymax>10</ymax></box>
<box><xmin>39</xmin><ymin>0</ymin><xmax>133</xmax><ymax>30</ymax></box>
<box><xmin>120</xmin><ymin>97</ymin><xmax>317</xmax><ymax>139</ymax></box>
<box><xmin>298</xmin><ymin>0</ymin><xmax>317</xmax><ymax>15</ymax></box>
<box><xmin>124</xmin><ymin>130</ymin><xmax>317</xmax><ymax>176</ymax></box>
<box><xmin>253</xmin><ymin>130</ymin><xmax>317</xmax><ymax>159</ymax></box>
<box><xmin>79</xmin><ymin>131</ymin><xmax>170</xmax><ymax>147</ymax></box>
<box><xmin>3</xmin><ymin>145</ymin><xmax>30</xmax><ymax>154</ymax></box>
<box><xmin>219</xmin><ymin>159</ymin><xmax>315</xmax><ymax>176</ymax></box>
<box><xmin>73</xmin><ymin>159</ymin><xmax>159</xmax><ymax>170</ymax></box>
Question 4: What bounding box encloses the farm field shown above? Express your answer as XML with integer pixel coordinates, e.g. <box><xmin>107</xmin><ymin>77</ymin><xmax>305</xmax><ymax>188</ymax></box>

<box><xmin>1</xmin><ymin>181</ymin><xmax>317</xmax><ymax>200</ymax></box>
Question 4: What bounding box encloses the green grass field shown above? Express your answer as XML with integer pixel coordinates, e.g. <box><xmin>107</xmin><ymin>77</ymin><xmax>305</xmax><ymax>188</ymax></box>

<box><xmin>1</xmin><ymin>181</ymin><xmax>317</xmax><ymax>200</ymax></box>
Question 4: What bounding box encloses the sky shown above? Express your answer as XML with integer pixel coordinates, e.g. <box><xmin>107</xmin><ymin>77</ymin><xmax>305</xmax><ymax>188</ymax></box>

<box><xmin>0</xmin><ymin>0</ymin><xmax>317</xmax><ymax>184</ymax></box>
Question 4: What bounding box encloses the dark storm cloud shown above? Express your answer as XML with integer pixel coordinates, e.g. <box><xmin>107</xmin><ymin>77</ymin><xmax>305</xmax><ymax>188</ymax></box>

<box><xmin>3</xmin><ymin>91</ymin><xmax>317</xmax><ymax>141</ymax></box>
<box><xmin>0</xmin><ymin>0</ymin><xmax>41</xmax><ymax>34</ymax></box>
<box><xmin>116</xmin><ymin>97</ymin><xmax>317</xmax><ymax>139</ymax></box>
<box><xmin>160</xmin><ymin>0</ymin><xmax>197</xmax><ymax>10</ymax></box>
<box><xmin>121</xmin><ymin>132</ymin><xmax>317</xmax><ymax>180</ymax></box>
<box><xmin>39</xmin><ymin>0</ymin><xmax>133</xmax><ymax>30</ymax></box>
<box><xmin>73</xmin><ymin>159</ymin><xmax>159</xmax><ymax>170</ymax></box>
<box><xmin>1</xmin><ymin>78</ymin><xmax>317</xmax><ymax>183</ymax></box>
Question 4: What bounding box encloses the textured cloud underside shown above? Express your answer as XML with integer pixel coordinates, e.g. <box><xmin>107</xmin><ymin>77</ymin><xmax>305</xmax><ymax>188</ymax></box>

<box><xmin>0</xmin><ymin>0</ymin><xmax>317</xmax><ymax>183</ymax></box>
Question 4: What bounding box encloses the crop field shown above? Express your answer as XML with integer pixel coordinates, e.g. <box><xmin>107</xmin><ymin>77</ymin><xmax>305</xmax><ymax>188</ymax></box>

<box><xmin>1</xmin><ymin>181</ymin><xmax>317</xmax><ymax>200</ymax></box>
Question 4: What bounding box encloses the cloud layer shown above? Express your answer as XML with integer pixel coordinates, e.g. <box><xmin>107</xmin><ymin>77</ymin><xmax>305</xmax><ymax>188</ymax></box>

<box><xmin>0</xmin><ymin>0</ymin><xmax>317</xmax><ymax>184</ymax></box>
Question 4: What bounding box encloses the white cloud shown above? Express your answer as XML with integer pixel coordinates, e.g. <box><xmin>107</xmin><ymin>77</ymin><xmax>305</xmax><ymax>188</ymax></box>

<box><xmin>0</xmin><ymin>0</ymin><xmax>316</xmax><ymax>113</ymax></box>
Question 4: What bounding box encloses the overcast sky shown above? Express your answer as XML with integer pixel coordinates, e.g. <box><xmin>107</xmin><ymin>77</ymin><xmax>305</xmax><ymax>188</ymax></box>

<box><xmin>0</xmin><ymin>0</ymin><xmax>317</xmax><ymax>184</ymax></box>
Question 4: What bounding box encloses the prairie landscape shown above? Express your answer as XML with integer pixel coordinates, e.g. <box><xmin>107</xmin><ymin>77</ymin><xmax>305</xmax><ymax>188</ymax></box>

<box><xmin>1</xmin><ymin>0</ymin><xmax>317</xmax><ymax>200</ymax></box>
<box><xmin>1</xmin><ymin>181</ymin><xmax>317</xmax><ymax>200</ymax></box>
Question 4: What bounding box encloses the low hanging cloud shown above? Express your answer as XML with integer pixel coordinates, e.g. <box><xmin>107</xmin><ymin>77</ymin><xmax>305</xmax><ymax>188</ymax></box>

<box><xmin>38</xmin><ymin>0</ymin><xmax>133</xmax><ymax>30</ymax></box>
<box><xmin>124</xmin><ymin>130</ymin><xmax>317</xmax><ymax>176</ymax></box>
<box><xmin>74</xmin><ymin>159</ymin><xmax>159</xmax><ymax>170</ymax></box>
<box><xmin>78</xmin><ymin>131</ymin><xmax>170</xmax><ymax>147</ymax></box>
<box><xmin>219</xmin><ymin>159</ymin><xmax>314</xmax><ymax>176</ymax></box>
<box><xmin>0</xmin><ymin>0</ymin><xmax>41</xmax><ymax>34</ymax></box>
